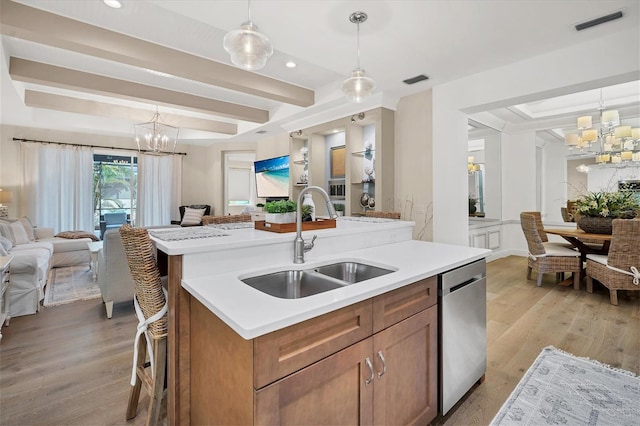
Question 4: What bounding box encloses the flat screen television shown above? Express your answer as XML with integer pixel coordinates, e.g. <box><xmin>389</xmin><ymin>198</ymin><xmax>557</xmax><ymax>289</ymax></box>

<box><xmin>254</xmin><ymin>155</ymin><xmax>290</xmax><ymax>201</ymax></box>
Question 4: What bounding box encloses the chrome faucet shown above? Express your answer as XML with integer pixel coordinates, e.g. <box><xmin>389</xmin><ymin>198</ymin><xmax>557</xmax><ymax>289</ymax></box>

<box><xmin>294</xmin><ymin>186</ymin><xmax>337</xmax><ymax>264</ymax></box>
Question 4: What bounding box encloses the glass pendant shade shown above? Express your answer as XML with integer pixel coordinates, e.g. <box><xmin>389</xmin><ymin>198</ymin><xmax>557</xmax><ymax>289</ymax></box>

<box><xmin>341</xmin><ymin>68</ymin><xmax>376</xmax><ymax>103</ymax></box>
<box><xmin>223</xmin><ymin>21</ymin><xmax>273</xmax><ymax>71</ymax></box>
<box><xmin>134</xmin><ymin>112</ymin><xmax>179</xmax><ymax>155</ymax></box>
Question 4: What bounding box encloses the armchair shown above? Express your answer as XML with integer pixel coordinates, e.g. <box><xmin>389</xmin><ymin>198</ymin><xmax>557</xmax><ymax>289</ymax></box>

<box><xmin>171</xmin><ymin>204</ymin><xmax>211</xmax><ymax>226</ymax></box>
<box><xmin>97</xmin><ymin>228</ymin><xmax>134</xmax><ymax>318</ymax></box>
<box><xmin>100</xmin><ymin>212</ymin><xmax>129</xmax><ymax>239</ymax></box>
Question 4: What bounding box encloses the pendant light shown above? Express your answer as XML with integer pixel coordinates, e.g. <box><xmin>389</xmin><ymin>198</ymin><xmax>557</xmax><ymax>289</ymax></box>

<box><xmin>223</xmin><ymin>0</ymin><xmax>273</xmax><ymax>71</ymax></box>
<box><xmin>341</xmin><ymin>11</ymin><xmax>376</xmax><ymax>103</ymax></box>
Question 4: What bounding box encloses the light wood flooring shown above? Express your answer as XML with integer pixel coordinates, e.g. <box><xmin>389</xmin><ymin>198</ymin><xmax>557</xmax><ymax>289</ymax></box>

<box><xmin>1</xmin><ymin>256</ymin><xmax>638</xmax><ymax>426</ymax></box>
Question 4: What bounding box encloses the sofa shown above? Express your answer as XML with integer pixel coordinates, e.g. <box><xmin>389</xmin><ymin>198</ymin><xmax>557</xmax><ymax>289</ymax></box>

<box><xmin>0</xmin><ymin>218</ymin><xmax>93</xmax><ymax>317</ymax></box>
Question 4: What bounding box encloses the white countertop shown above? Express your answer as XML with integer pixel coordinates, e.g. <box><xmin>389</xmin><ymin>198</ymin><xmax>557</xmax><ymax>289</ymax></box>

<box><xmin>182</xmin><ymin>239</ymin><xmax>490</xmax><ymax>340</ymax></box>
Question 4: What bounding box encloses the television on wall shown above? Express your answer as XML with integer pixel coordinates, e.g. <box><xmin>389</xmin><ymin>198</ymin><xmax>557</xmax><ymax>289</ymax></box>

<box><xmin>254</xmin><ymin>155</ymin><xmax>290</xmax><ymax>201</ymax></box>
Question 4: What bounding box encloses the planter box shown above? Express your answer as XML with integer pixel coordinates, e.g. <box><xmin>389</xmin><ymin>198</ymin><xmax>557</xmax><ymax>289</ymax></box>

<box><xmin>265</xmin><ymin>212</ymin><xmax>296</xmax><ymax>224</ymax></box>
<box><xmin>255</xmin><ymin>219</ymin><xmax>337</xmax><ymax>233</ymax></box>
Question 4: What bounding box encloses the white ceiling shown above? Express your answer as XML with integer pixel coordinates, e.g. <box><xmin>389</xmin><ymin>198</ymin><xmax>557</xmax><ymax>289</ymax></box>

<box><xmin>1</xmin><ymin>0</ymin><xmax>639</xmax><ymax>146</ymax></box>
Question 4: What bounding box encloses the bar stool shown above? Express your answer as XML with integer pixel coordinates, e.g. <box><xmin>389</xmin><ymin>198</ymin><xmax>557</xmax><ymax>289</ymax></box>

<box><xmin>119</xmin><ymin>224</ymin><xmax>168</xmax><ymax>426</ymax></box>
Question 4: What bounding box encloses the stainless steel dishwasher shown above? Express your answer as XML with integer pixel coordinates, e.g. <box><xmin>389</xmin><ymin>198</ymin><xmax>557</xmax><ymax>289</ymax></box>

<box><xmin>438</xmin><ymin>258</ymin><xmax>487</xmax><ymax>415</ymax></box>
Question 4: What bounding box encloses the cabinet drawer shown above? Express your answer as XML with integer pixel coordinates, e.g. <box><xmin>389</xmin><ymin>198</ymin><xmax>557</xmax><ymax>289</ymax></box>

<box><xmin>372</xmin><ymin>276</ymin><xmax>436</xmax><ymax>333</ymax></box>
<box><xmin>254</xmin><ymin>300</ymin><xmax>373</xmax><ymax>389</ymax></box>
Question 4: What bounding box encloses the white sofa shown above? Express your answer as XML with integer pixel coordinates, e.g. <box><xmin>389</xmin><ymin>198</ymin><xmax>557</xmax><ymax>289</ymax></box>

<box><xmin>0</xmin><ymin>221</ymin><xmax>92</xmax><ymax>317</ymax></box>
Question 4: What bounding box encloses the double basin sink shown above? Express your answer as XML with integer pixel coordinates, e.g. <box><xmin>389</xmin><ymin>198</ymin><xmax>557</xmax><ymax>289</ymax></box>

<box><xmin>240</xmin><ymin>261</ymin><xmax>396</xmax><ymax>299</ymax></box>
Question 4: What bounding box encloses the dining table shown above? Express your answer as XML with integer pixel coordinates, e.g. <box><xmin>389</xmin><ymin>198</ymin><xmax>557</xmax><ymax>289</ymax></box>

<box><xmin>544</xmin><ymin>227</ymin><xmax>611</xmax><ymax>261</ymax></box>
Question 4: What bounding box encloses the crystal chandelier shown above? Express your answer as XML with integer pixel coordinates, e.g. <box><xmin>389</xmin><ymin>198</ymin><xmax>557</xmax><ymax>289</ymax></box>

<box><xmin>341</xmin><ymin>11</ymin><xmax>376</xmax><ymax>103</ymax></box>
<box><xmin>565</xmin><ymin>89</ymin><xmax>640</xmax><ymax>164</ymax></box>
<box><xmin>223</xmin><ymin>0</ymin><xmax>273</xmax><ymax>71</ymax></box>
<box><xmin>134</xmin><ymin>109</ymin><xmax>179</xmax><ymax>155</ymax></box>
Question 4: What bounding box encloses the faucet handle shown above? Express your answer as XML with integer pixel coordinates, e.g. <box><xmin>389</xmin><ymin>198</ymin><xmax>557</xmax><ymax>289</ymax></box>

<box><xmin>304</xmin><ymin>234</ymin><xmax>317</xmax><ymax>252</ymax></box>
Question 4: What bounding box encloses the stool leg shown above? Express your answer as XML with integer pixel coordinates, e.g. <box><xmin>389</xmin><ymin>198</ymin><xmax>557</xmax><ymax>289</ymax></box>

<box><xmin>147</xmin><ymin>337</ymin><xmax>167</xmax><ymax>426</ymax></box>
<box><xmin>126</xmin><ymin>333</ymin><xmax>147</xmax><ymax>420</ymax></box>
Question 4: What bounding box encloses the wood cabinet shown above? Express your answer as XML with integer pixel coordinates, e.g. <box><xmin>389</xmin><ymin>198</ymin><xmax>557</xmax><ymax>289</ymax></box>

<box><xmin>188</xmin><ymin>277</ymin><xmax>437</xmax><ymax>425</ymax></box>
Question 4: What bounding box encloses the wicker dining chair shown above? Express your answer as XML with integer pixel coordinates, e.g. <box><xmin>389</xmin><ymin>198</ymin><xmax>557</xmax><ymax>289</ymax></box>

<box><xmin>364</xmin><ymin>211</ymin><xmax>401</xmax><ymax>219</ymax></box>
<box><xmin>520</xmin><ymin>211</ymin><xmax>573</xmax><ymax>249</ymax></box>
<box><xmin>520</xmin><ymin>213</ymin><xmax>582</xmax><ymax>289</ymax></box>
<box><xmin>202</xmin><ymin>214</ymin><xmax>252</xmax><ymax>225</ymax></box>
<box><xmin>119</xmin><ymin>224</ymin><xmax>168</xmax><ymax>426</ymax></box>
<box><xmin>585</xmin><ymin>219</ymin><xmax>640</xmax><ymax>305</ymax></box>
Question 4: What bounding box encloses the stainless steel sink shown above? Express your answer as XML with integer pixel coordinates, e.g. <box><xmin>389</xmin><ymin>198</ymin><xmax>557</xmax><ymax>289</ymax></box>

<box><xmin>314</xmin><ymin>262</ymin><xmax>394</xmax><ymax>284</ymax></box>
<box><xmin>240</xmin><ymin>270</ymin><xmax>345</xmax><ymax>299</ymax></box>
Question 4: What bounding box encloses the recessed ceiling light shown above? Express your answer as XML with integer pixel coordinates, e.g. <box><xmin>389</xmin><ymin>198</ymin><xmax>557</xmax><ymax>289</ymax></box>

<box><xmin>285</xmin><ymin>61</ymin><xmax>297</xmax><ymax>68</ymax></box>
<box><xmin>103</xmin><ymin>0</ymin><xmax>123</xmax><ymax>9</ymax></box>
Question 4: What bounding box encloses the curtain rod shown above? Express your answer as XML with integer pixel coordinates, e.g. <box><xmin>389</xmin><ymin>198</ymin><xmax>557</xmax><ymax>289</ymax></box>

<box><xmin>12</xmin><ymin>137</ymin><xmax>188</xmax><ymax>156</ymax></box>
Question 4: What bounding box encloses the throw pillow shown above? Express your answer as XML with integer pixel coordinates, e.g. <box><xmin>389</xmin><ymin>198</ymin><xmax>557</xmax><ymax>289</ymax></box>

<box><xmin>181</xmin><ymin>207</ymin><xmax>206</xmax><ymax>226</ymax></box>
<box><xmin>0</xmin><ymin>236</ymin><xmax>13</xmax><ymax>252</ymax></box>
<box><xmin>5</xmin><ymin>221</ymin><xmax>29</xmax><ymax>245</ymax></box>
<box><xmin>18</xmin><ymin>217</ymin><xmax>36</xmax><ymax>241</ymax></box>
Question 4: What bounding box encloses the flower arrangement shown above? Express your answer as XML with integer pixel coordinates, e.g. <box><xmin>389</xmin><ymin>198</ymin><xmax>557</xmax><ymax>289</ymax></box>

<box><xmin>574</xmin><ymin>191</ymin><xmax>639</xmax><ymax>219</ymax></box>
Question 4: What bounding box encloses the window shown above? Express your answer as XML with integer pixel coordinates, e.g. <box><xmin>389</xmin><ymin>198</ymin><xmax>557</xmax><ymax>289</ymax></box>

<box><xmin>93</xmin><ymin>153</ymin><xmax>138</xmax><ymax>229</ymax></box>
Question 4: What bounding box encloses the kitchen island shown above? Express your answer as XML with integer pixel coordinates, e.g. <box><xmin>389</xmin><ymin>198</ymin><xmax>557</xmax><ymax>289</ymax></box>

<box><xmin>150</xmin><ymin>218</ymin><xmax>490</xmax><ymax>425</ymax></box>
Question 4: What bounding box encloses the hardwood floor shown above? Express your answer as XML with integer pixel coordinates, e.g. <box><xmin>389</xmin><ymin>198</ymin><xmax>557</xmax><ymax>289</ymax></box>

<box><xmin>1</xmin><ymin>256</ymin><xmax>638</xmax><ymax>426</ymax></box>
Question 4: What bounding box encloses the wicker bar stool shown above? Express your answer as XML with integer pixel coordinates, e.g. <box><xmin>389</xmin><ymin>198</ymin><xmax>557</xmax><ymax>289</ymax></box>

<box><xmin>119</xmin><ymin>224</ymin><xmax>168</xmax><ymax>426</ymax></box>
<box><xmin>586</xmin><ymin>219</ymin><xmax>640</xmax><ymax>305</ymax></box>
<box><xmin>520</xmin><ymin>213</ymin><xmax>582</xmax><ymax>289</ymax></box>
<box><xmin>202</xmin><ymin>214</ymin><xmax>252</xmax><ymax>225</ymax></box>
<box><xmin>364</xmin><ymin>211</ymin><xmax>401</xmax><ymax>219</ymax></box>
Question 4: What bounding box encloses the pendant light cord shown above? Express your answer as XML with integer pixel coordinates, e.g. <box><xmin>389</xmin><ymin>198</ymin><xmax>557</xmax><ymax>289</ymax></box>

<box><xmin>247</xmin><ymin>0</ymin><xmax>251</xmax><ymax>22</ymax></box>
<box><xmin>356</xmin><ymin>20</ymin><xmax>361</xmax><ymax>69</ymax></box>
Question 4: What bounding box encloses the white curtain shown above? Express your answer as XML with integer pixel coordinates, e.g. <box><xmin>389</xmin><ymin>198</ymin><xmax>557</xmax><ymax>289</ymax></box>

<box><xmin>137</xmin><ymin>154</ymin><xmax>182</xmax><ymax>227</ymax></box>
<box><xmin>21</xmin><ymin>142</ymin><xmax>94</xmax><ymax>233</ymax></box>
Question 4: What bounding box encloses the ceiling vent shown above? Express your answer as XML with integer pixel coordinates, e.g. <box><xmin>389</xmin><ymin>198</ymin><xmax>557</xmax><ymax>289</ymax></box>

<box><xmin>575</xmin><ymin>11</ymin><xmax>623</xmax><ymax>31</ymax></box>
<box><xmin>403</xmin><ymin>74</ymin><xmax>429</xmax><ymax>85</ymax></box>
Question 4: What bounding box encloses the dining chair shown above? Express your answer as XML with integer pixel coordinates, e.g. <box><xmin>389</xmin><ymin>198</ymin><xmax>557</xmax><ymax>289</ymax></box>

<box><xmin>202</xmin><ymin>214</ymin><xmax>252</xmax><ymax>225</ymax></box>
<box><xmin>520</xmin><ymin>213</ymin><xmax>582</xmax><ymax>289</ymax></box>
<box><xmin>585</xmin><ymin>219</ymin><xmax>640</xmax><ymax>305</ymax></box>
<box><xmin>520</xmin><ymin>211</ymin><xmax>573</xmax><ymax>249</ymax></box>
<box><xmin>364</xmin><ymin>211</ymin><xmax>401</xmax><ymax>219</ymax></box>
<box><xmin>119</xmin><ymin>224</ymin><xmax>168</xmax><ymax>426</ymax></box>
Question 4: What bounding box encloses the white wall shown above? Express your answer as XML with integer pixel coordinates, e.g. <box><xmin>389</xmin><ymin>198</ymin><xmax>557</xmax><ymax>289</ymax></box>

<box><xmin>540</xmin><ymin>136</ymin><xmax>569</xmax><ymax>224</ymax></box>
<box><xmin>431</xmin><ymin>26</ymin><xmax>639</xmax><ymax>249</ymax></box>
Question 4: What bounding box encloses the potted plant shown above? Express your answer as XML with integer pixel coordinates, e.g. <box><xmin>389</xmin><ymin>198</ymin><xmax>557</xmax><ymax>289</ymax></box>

<box><xmin>300</xmin><ymin>204</ymin><xmax>314</xmax><ymax>222</ymax></box>
<box><xmin>264</xmin><ymin>200</ymin><xmax>297</xmax><ymax>224</ymax></box>
<box><xmin>333</xmin><ymin>203</ymin><xmax>345</xmax><ymax>216</ymax></box>
<box><xmin>574</xmin><ymin>190</ymin><xmax>639</xmax><ymax>234</ymax></box>
<box><xmin>468</xmin><ymin>196</ymin><xmax>478</xmax><ymax>215</ymax></box>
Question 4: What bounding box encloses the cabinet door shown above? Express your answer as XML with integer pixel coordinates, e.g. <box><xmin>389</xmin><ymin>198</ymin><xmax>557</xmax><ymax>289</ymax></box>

<box><xmin>372</xmin><ymin>306</ymin><xmax>438</xmax><ymax>426</ymax></box>
<box><xmin>255</xmin><ymin>338</ymin><xmax>374</xmax><ymax>426</ymax></box>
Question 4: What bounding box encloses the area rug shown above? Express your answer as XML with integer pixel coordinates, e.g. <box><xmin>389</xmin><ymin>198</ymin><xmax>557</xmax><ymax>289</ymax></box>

<box><xmin>491</xmin><ymin>346</ymin><xmax>640</xmax><ymax>426</ymax></box>
<box><xmin>43</xmin><ymin>265</ymin><xmax>101</xmax><ymax>307</ymax></box>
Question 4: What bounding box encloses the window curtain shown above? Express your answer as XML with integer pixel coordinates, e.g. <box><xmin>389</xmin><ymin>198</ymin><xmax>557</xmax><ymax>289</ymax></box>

<box><xmin>21</xmin><ymin>142</ymin><xmax>94</xmax><ymax>233</ymax></box>
<box><xmin>136</xmin><ymin>154</ymin><xmax>182</xmax><ymax>227</ymax></box>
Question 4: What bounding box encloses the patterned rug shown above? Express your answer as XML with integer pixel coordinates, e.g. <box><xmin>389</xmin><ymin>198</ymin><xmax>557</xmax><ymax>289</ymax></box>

<box><xmin>43</xmin><ymin>265</ymin><xmax>101</xmax><ymax>307</ymax></box>
<box><xmin>491</xmin><ymin>346</ymin><xmax>640</xmax><ymax>425</ymax></box>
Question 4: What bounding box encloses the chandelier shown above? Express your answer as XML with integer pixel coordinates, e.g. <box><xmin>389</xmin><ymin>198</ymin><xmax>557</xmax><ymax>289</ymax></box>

<box><xmin>134</xmin><ymin>109</ymin><xmax>179</xmax><ymax>155</ymax></box>
<box><xmin>341</xmin><ymin>12</ymin><xmax>376</xmax><ymax>103</ymax></box>
<box><xmin>565</xmin><ymin>89</ymin><xmax>640</xmax><ymax>164</ymax></box>
<box><xmin>223</xmin><ymin>0</ymin><xmax>273</xmax><ymax>71</ymax></box>
<box><xmin>468</xmin><ymin>156</ymin><xmax>480</xmax><ymax>173</ymax></box>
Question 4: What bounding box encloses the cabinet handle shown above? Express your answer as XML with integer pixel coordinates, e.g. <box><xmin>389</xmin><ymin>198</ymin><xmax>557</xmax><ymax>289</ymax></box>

<box><xmin>377</xmin><ymin>351</ymin><xmax>387</xmax><ymax>378</ymax></box>
<box><xmin>365</xmin><ymin>357</ymin><xmax>374</xmax><ymax>385</ymax></box>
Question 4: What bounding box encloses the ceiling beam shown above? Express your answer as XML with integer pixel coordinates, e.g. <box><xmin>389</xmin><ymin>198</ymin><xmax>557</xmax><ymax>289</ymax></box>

<box><xmin>10</xmin><ymin>57</ymin><xmax>269</xmax><ymax>123</ymax></box>
<box><xmin>0</xmin><ymin>0</ymin><xmax>314</xmax><ymax>107</ymax></box>
<box><xmin>24</xmin><ymin>90</ymin><xmax>237</xmax><ymax>135</ymax></box>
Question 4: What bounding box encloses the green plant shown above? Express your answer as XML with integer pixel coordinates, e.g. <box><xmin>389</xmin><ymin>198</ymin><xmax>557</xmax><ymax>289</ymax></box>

<box><xmin>333</xmin><ymin>203</ymin><xmax>345</xmax><ymax>212</ymax></box>
<box><xmin>264</xmin><ymin>200</ymin><xmax>296</xmax><ymax>213</ymax></box>
<box><xmin>574</xmin><ymin>191</ymin><xmax>640</xmax><ymax>218</ymax></box>
<box><xmin>300</xmin><ymin>204</ymin><xmax>314</xmax><ymax>221</ymax></box>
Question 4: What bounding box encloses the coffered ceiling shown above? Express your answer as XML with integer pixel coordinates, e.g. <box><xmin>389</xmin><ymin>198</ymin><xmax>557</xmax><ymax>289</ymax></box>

<box><xmin>1</xmin><ymin>0</ymin><xmax>639</xmax><ymax>146</ymax></box>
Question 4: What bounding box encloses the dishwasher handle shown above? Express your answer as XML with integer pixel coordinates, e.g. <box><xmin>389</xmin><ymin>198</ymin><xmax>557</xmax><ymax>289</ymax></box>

<box><xmin>445</xmin><ymin>276</ymin><xmax>484</xmax><ymax>295</ymax></box>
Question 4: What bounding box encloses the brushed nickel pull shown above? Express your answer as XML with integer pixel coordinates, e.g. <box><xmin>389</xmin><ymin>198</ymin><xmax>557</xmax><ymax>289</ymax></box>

<box><xmin>365</xmin><ymin>357</ymin><xmax>374</xmax><ymax>385</ymax></box>
<box><xmin>377</xmin><ymin>350</ymin><xmax>387</xmax><ymax>378</ymax></box>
